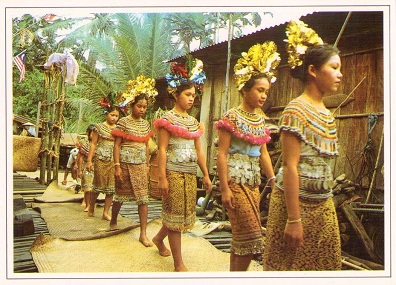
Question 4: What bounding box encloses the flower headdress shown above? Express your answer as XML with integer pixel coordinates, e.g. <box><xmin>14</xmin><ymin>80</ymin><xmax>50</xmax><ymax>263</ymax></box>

<box><xmin>118</xmin><ymin>75</ymin><xmax>158</xmax><ymax>109</ymax></box>
<box><xmin>165</xmin><ymin>54</ymin><xmax>206</xmax><ymax>95</ymax></box>
<box><xmin>234</xmin><ymin>41</ymin><xmax>281</xmax><ymax>91</ymax></box>
<box><xmin>99</xmin><ymin>91</ymin><xmax>119</xmax><ymax>114</ymax></box>
<box><xmin>284</xmin><ymin>19</ymin><xmax>324</xmax><ymax>69</ymax></box>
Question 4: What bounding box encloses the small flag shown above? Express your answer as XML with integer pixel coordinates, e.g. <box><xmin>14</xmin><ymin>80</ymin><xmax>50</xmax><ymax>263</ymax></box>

<box><xmin>42</xmin><ymin>14</ymin><xmax>57</xmax><ymax>23</ymax></box>
<box><xmin>13</xmin><ymin>50</ymin><xmax>26</xmax><ymax>83</ymax></box>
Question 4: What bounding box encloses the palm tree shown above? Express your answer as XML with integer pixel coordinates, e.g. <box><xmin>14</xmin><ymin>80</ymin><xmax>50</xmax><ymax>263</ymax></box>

<box><xmin>50</xmin><ymin>13</ymin><xmax>178</xmax><ymax>133</ymax></box>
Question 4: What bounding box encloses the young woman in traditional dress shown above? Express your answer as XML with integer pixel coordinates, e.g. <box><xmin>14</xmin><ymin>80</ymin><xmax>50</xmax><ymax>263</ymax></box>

<box><xmin>110</xmin><ymin>75</ymin><xmax>157</xmax><ymax>247</ymax></box>
<box><xmin>262</xmin><ymin>20</ymin><xmax>343</xmax><ymax>270</ymax></box>
<box><xmin>216</xmin><ymin>41</ymin><xmax>279</xmax><ymax>271</ymax></box>
<box><xmin>86</xmin><ymin>98</ymin><xmax>120</xmax><ymax>220</ymax></box>
<box><xmin>152</xmin><ymin>56</ymin><xmax>212</xmax><ymax>272</ymax></box>
<box><xmin>77</xmin><ymin>124</ymin><xmax>95</xmax><ymax>212</ymax></box>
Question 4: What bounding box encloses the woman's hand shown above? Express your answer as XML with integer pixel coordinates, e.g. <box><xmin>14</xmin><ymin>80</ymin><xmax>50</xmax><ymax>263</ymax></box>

<box><xmin>221</xmin><ymin>187</ymin><xmax>235</xmax><ymax>210</ymax></box>
<box><xmin>158</xmin><ymin>176</ymin><xmax>169</xmax><ymax>197</ymax></box>
<box><xmin>202</xmin><ymin>176</ymin><xmax>212</xmax><ymax>194</ymax></box>
<box><xmin>283</xmin><ymin>222</ymin><xmax>304</xmax><ymax>250</ymax></box>
<box><xmin>114</xmin><ymin>165</ymin><xmax>122</xmax><ymax>186</ymax></box>
<box><xmin>86</xmin><ymin>161</ymin><xmax>92</xmax><ymax>172</ymax></box>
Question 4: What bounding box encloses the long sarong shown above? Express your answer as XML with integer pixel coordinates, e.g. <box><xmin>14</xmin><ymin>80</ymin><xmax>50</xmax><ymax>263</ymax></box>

<box><xmin>227</xmin><ymin>180</ymin><xmax>264</xmax><ymax>255</ymax></box>
<box><xmin>114</xmin><ymin>163</ymin><xmax>148</xmax><ymax>204</ymax></box>
<box><xmin>262</xmin><ymin>187</ymin><xmax>342</xmax><ymax>270</ymax></box>
<box><xmin>162</xmin><ymin>170</ymin><xmax>196</xmax><ymax>232</ymax></box>
<box><xmin>92</xmin><ymin>158</ymin><xmax>115</xmax><ymax>195</ymax></box>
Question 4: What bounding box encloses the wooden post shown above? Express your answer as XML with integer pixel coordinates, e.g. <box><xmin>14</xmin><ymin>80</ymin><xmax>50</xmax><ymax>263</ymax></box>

<box><xmin>340</xmin><ymin>203</ymin><xmax>382</xmax><ymax>263</ymax></box>
<box><xmin>52</xmin><ymin>71</ymin><xmax>65</xmax><ymax>182</ymax></box>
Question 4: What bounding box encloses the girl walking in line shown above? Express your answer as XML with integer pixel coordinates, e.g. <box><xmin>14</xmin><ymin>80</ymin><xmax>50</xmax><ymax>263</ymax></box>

<box><xmin>216</xmin><ymin>41</ymin><xmax>279</xmax><ymax>271</ymax></box>
<box><xmin>111</xmin><ymin>75</ymin><xmax>158</xmax><ymax>247</ymax></box>
<box><xmin>77</xmin><ymin>124</ymin><xmax>95</xmax><ymax>212</ymax></box>
<box><xmin>263</xmin><ymin>20</ymin><xmax>343</xmax><ymax>271</ymax></box>
<box><xmin>86</xmin><ymin>96</ymin><xmax>120</xmax><ymax>220</ymax></box>
<box><xmin>152</xmin><ymin>56</ymin><xmax>212</xmax><ymax>272</ymax></box>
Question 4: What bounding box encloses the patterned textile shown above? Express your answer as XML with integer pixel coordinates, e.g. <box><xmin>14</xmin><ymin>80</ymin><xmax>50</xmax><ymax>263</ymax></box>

<box><xmin>262</xmin><ymin>188</ymin><xmax>342</xmax><ymax>271</ymax></box>
<box><xmin>112</xmin><ymin>115</ymin><xmax>153</xmax><ymax>143</ymax></box>
<box><xmin>77</xmin><ymin>136</ymin><xmax>93</xmax><ymax>192</ymax></box>
<box><xmin>114</xmin><ymin>163</ymin><xmax>148</xmax><ymax>204</ymax></box>
<box><xmin>93</xmin><ymin>122</ymin><xmax>116</xmax><ymax>161</ymax></box>
<box><xmin>153</xmin><ymin>110</ymin><xmax>204</xmax><ymax>140</ymax></box>
<box><xmin>92</xmin><ymin>157</ymin><xmax>115</xmax><ymax>195</ymax></box>
<box><xmin>227</xmin><ymin>180</ymin><xmax>264</xmax><ymax>255</ymax></box>
<box><xmin>161</xmin><ymin>170</ymin><xmax>197</xmax><ymax>232</ymax></box>
<box><xmin>279</xmin><ymin>97</ymin><xmax>338</xmax><ymax>156</ymax></box>
<box><xmin>215</xmin><ymin>107</ymin><xmax>271</xmax><ymax>145</ymax></box>
<box><xmin>81</xmin><ymin>169</ymin><xmax>93</xmax><ymax>192</ymax></box>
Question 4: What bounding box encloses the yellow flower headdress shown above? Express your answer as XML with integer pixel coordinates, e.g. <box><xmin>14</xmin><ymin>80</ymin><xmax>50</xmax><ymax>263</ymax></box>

<box><xmin>118</xmin><ymin>75</ymin><xmax>158</xmax><ymax>108</ymax></box>
<box><xmin>284</xmin><ymin>19</ymin><xmax>324</xmax><ymax>69</ymax></box>
<box><xmin>234</xmin><ymin>41</ymin><xmax>281</xmax><ymax>91</ymax></box>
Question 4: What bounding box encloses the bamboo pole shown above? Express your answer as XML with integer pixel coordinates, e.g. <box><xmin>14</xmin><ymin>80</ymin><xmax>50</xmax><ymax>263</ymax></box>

<box><xmin>222</xmin><ymin>13</ymin><xmax>233</xmax><ymax>116</ymax></box>
<box><xmin>365</xmin><ymin>128</ymin><xmax>384</xmax><ymax>204</ymax></box>
<box><xmin>52</xmin><ymin>71</ymin><xmax>65</xmax><ymax>182</ymax></box>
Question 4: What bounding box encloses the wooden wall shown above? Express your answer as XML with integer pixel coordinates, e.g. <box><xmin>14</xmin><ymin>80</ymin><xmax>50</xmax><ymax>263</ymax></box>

<box><xmin>200</xmin><ymin>46</ymin><xmax>384</xmax><ymax>196</ymax></box>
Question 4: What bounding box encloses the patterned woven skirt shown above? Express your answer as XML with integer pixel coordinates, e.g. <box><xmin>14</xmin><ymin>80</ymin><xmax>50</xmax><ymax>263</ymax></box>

<box><xmin>162</xmin><ymin>170</ymin><xmax>196</xmax><ymax>232</ymax></box>
<box><xmin>262</xmin><ymin>188</ymin><xmax>342</xmax><ymax>271</ymax></box>
<box><xmin>92</xmin><ymin>158</ymin><xmax>115</xmax><ymax>195</ymax></box>
<box><xmin>227</xmin><ymin>180</ymin><xmax>264</xmax><ymax>255</ymax></box>
<box><xmin>114</xmin><ymin>163</ymin><xmax>149</xmax><ymax>204</ymax></box>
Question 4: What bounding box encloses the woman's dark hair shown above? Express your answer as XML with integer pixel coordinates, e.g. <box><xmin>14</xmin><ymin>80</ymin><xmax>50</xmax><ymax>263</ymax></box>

<box><xmin>241</xmin><ymin>73</ymin><xmax>270</xmax><ymax>93</ymax></box>
<box><xmin>290</xmin><ymin>43</ymin><xmax>340</xmax><ymax>82</ymax></box>
<box><xmin>174</xmin><ymin>80</ymin><xmax>196</xmax><ymax>96</ymax></box>
<box><xmin>86</xmin><ymin>124</ymin><xmax>95</xmax><ymax>141</ymax></box>
<box><xmin>131</xmin><ymin>93</ymin><xmax>149</xmax><ymax>107</ymax></box>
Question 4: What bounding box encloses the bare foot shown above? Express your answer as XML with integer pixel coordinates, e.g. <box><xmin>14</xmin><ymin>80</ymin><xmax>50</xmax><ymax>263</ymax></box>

<box><xmin>81</xmin><ymin>202</ymin><xmax>86</xmax><ymax>207</ymax></box>
<box><xmin>139</xmin><ymin>237</ymin><xmax>154</xmax><ymax>247</ymax></box>
<box><xmin>88</xmin><ymin>211</ymin><xmax>95</xmax><ymax>217</ymax></box>
<box><xmin>109</xmin><ymin>223</ymin><xmax>120</xmax><ymax>231</ymax></box>
<box><xmin>174</xmin><ymin>264</ymin><xmax>188</xmax><ymax>272</ymax></box>
<box><xmin>83</xmin><ymin>207</ymin><xmax>89</xmax><ymax>212</ymax></box>
<box><xmin>102</xmin><ymin>213</ymin><xmax>111</xmax><ymax>221</ymax></box>
<box><xmin>152</xmin><ymin>236</ymin><xmax>171</xmax><ymax>257</ymax></box>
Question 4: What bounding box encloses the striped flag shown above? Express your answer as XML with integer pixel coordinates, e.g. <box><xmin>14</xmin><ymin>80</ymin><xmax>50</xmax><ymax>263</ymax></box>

<box><xmin>13</xmin><ymin>50</ymin><xmax>26</xmax><ymax>83</ymax></box>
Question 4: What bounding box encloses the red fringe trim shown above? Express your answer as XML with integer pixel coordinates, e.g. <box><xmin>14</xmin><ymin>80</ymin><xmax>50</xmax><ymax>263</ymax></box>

<box><xmin>153</xmin><ymin>118</ymin><xmax>204</xmax><ymax>139</ymax></box>
<box><xmin>111</xmin><ymin>129</ymin><xmax>153</xmax><ymax>142</ymax></box>
<box><xmin>215</xmin><ymin>120</ymin><xmax>271</xmax><ymax>145</ymax></box>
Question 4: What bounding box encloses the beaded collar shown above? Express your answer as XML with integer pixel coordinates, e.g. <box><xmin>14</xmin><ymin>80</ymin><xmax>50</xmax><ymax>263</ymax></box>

<box><xmin>279</xmin><ymin>98</ymin><xmax>338</xmax><ymax>156</ymax></box>
<box><xmin>153</xmin><ymin>110</ymin><xmax>203</xmax><ymax>139</ymax></box>
<box><xmin>215</xmin><ymin>107</ymin><xmax>271</xmax><ymax>145</ymax></box>
<box><xmin>111</xmin><ymin>115</ymin><xmax>153</xmax><ymax>142</ymax></box>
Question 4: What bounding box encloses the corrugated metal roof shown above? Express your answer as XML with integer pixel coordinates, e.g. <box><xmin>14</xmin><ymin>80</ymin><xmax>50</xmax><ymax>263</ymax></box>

<box><xmin>166</xmin><ymin>11</ymin><xmax>314</xmax><ymax>62</ymax></box>
<box><xmin>165</xmin><ymin>11</ymin><xmax>383</xmax><ymax>66</ymax></box>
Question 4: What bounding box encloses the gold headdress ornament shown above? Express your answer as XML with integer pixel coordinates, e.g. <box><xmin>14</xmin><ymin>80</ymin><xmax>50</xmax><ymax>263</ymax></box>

<box><xmin>118</xmin><ymin>75</ymin><xmax>158</xmax><ymax>109</ymax></box>
<box><xmin>284</xmin><ymin>19</ymin><xmax>324</xmax><ymax>69</ymax></box>
<box><xmin>234</xmin><ymin>41</ymin><xmax>281</xmax><ymax>91</ymax></box>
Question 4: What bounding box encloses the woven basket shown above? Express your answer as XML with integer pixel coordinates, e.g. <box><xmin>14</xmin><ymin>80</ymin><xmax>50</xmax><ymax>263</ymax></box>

<box><xmin>13</xmin><ymin>135</ymin><xmax>42</xmax><ymax>172</ymax></box>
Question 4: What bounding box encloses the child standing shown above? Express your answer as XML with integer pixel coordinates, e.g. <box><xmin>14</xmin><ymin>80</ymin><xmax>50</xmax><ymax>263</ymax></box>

<box><xmin>86</xmin><ymin>98</ymin><xmax>120</xmax><ymax>220</ymax></box>
<box><xmin>62</xmin><ymin>147</ymin><xmax>79</xmax><ymax>186</ymax></box>
<box><xmin>216</xmin><ymin>41</ymin><xmax>279</xmax><ymax>271</ymax></box>
<box><xmin>111</xmin><ymin>75</ymin><xmax>157</xmax><ymax>247</ymax></box>
<box><xmin>152</xmin><ymin>56</ymin><xmax>212</xmax><ymax>272</ymax></box>
<box><xmin>77</xmin><ymin>124</ymin><xmax>95</xmax><ymax>211</ymax></box>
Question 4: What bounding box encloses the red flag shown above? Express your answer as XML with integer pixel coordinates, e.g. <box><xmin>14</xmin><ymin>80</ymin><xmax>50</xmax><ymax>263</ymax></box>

<box><xmin>13</xmin><ymin>50</ymin><xmax>26</xmax><ymax>83</ymax></box>
<box><xmin>42</xmin><ymin>14</ymin><xmax>57</xmax><ymax>23</ymax></box>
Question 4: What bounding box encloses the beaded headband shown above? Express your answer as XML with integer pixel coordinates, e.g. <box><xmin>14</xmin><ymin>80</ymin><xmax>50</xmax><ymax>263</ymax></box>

<box><xmin>165</xmin><ymin>54</ymin><xmax>206</xmax><ymax>95</ymax></box>
<box><xmin>284</xmin><ymin>19</ymin><xmax>324</xmax><ymax>69</ymax></box>
<box><xmin>234</xmin><ymin>41</ymin><xmax>281</xmax><ymax>91</ymax></box>
<box><xmin>118</xmin><ymin>75</ymin><xmax>158</xmax><ymax>108</ymax></box>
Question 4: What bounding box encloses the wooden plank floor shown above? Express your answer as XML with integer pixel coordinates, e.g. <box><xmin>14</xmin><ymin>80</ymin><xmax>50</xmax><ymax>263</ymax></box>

<box><xmin>12</xmin><ymin>173</ymin><xmax>233</xmax><ymax>273</ymax></box>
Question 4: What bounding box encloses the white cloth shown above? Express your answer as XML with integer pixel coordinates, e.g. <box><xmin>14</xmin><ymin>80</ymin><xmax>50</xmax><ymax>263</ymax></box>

<box><xmin>43</xmin><ymin>52</ymin><xmax>79</xmax><ymax>85</ymax></box>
